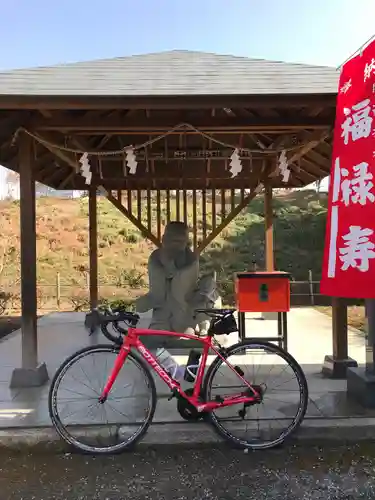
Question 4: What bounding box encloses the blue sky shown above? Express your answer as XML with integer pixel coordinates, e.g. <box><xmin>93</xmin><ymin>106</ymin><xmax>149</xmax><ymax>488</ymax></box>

<box><xmin>1</xmin><ymin>0</ymin><xmax>374</xmax><ymax>193</ymax></box>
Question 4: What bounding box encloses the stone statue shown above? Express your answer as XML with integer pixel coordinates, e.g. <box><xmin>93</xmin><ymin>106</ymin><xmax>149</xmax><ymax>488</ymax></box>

<box><xmin>135</xmin><ymin>221</ymin><xmax>219</xmax><ymax>334</ymax></box>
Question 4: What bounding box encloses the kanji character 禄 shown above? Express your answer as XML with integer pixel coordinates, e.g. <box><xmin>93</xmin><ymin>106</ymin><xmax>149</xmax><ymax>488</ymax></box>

<box><xmin>340</xmin><ymin>161</ymin><xmax>375</xmax><ymax>206</ymax></box>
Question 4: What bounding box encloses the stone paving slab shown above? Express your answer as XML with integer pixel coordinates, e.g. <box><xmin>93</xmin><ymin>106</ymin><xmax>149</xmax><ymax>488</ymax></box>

<box><xmin>1</xmin><ymin>379</ymin><xmax>375</xmax><ymax>429</ymax></box>
<box><xmin>1</xmin><ymin>418</ymin><xmax>375</xmax><ymax>452</ymax></box>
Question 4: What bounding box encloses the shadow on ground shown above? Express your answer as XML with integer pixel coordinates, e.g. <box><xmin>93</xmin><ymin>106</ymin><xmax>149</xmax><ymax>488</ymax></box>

<box><xmin>0</xmin><ymin>316</ymin><xmax>22</xmax><ymax>340</ymax></box>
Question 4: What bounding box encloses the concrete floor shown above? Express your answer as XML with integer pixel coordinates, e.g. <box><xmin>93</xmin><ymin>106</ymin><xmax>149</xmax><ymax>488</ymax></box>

<box><xmin>0</xmin><ymin>308</ymin><xmax>370</xmax><ymax>430</ymax></box>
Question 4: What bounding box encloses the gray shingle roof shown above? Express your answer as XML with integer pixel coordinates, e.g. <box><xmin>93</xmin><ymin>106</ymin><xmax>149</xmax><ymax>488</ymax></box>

<box><xmin>0</xmin><ymin>50</ymin><xmax>339</xmax><ymax>96</ymax></box>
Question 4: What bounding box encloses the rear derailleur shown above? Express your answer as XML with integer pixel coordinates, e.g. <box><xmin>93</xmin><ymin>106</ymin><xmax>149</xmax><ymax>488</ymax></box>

<box><xmin>238</xmin><ymin>384</ymin><xmax>265</xmax><ymax>420</ymax></box>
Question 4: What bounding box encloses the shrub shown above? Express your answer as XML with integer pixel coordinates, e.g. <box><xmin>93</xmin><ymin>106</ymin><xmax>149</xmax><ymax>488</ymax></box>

<box><xmin>0</xmin><ymin>291</ymin><xmax>12</xmax><ymax>315</ymax></box>
<box><xmin>70</xmin><ymin>293</ymin><xmax>90</xmax><ymax>312</ymax></box>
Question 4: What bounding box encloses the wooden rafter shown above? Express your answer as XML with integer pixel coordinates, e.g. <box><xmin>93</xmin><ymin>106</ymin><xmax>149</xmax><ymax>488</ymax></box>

<box><xmin>196</xmin><ymin>188</ymin><xmax>259</xmax><ymax>253</ymax></box>
<box><xmin>102</xmin><ymin>184</ymin><xmax>264</xmax><ymax>254</ymax></box>
<box><xmin>33</xmin><ymin>131</ymin><xmax>78</xmax><ymax>171</ymax></box>
<box><xmin>106</xmin><ymin>191</ymin><xmax>160</xmax><ymax>246</ymax></box>
<box><xmin>288</xmin><ymin>129</ymin><xmax>331</xmax><ymax>164</ymax></box>
<box><xmin>43</xmin><ymin>165</ymin><xmax>68</xmax><ymax>185</ymax></box>
<box><xmin>299</xmin><ymin>158</ymin><xmax>327</xmax><ymax>179</ymax></box>
<box><xmin>0</xmin><ymin>98</ymin><xmax>335</xmax><ymax>192</ymax></box>
<box><xmin>38</xmin><ymin>110</ymin><xmax>52</xmax><ymax>118</ymax></box>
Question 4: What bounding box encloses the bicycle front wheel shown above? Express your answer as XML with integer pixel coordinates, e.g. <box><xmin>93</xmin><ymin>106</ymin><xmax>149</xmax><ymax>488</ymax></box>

<box><xmin>48</xmin><ymin>345</ymin><xmax>156</xmax><ymax>455</ymax></box>
<box><xmin>203</xmin><ymin>340</ymin><xmax>308</xmax><ymax>450</ymax></box>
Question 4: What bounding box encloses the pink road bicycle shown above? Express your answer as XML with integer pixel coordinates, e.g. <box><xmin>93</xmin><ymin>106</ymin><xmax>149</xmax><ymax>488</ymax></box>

<box><xmin>49</xmin><ymin>308</ymin><xmax>308</xmax><ymax>454</ymax></box>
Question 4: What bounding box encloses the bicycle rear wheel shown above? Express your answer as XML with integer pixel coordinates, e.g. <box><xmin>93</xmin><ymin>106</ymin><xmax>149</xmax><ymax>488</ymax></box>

<box><xmin>49</xmin><ymin>345</ymin><xmax>156</xmax><ymax>455</ymax></box>
<box><xmin>203</xmin><ymin>340</ymin><xmax>308</xmax><ymax>450</ymax></box>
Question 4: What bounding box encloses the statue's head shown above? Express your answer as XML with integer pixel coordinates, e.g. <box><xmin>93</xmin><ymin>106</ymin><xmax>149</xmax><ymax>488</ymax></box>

<box><xmin>162</xmin><ymin>221</ymin><xmax>189</xmax><ymax>257</ymax></box>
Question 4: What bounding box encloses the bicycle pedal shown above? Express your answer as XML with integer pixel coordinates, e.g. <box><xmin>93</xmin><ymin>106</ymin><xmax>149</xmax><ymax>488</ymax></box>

<box><xmin>168</xmin><ymin>388</ymin><xmax>179</xmax><ymax>401</ymax></box>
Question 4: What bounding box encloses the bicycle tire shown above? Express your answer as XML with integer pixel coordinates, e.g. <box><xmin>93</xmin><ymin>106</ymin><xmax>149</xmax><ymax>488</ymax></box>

<box><xmin>202</xmin><ymin>340</ymin><xmax>308</xmax><ymax>450</ymax></box>
<box><xmin>48</xmin><ymin>344</ymin><xmax>157</xmax><ymax>455</ymax></box>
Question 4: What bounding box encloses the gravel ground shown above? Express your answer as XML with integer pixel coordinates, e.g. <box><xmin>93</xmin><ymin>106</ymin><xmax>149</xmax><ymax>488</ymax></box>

<box><xmin>2</xmin><ymin>443</ymin><xmax>375</xmax><ymax>499</ymax></box>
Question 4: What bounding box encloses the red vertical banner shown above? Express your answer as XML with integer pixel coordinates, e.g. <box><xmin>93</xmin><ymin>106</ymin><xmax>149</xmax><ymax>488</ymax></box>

<box><xmin>321</xmin><ymin>40</ymin><xmax>375</xmax><ymax>298</ymax></box>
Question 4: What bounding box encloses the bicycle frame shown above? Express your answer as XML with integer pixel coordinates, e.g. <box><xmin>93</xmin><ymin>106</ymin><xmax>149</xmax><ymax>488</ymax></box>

<box><xmin>100</xmin><ymin>327</ymin><xmax>260</xmax><ymax>412</ymax></box>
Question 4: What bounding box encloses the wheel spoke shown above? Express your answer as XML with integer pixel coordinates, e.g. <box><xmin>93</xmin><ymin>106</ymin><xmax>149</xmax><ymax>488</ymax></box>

<box><xmin>205</xmin><ymin>342</ymin><xmax>307</xmax><ymax>450</ymax></box>
<box><xmin>49</xmin><ymin>347</ymin><xmax>156</xmax><ymax>454</ymax></box>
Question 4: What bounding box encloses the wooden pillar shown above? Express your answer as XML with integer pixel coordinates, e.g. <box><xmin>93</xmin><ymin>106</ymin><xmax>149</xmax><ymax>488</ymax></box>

<box><xmin>264</xmin><ymin>185</ymin><xmax>274</xmax><ymax>271</ymax></box>
<box><xmin>10</xmin><ymin>133</ymin><xmax>48</xmax><ymax>387</ymax></box>
<box><xmin>19</xmin><ymin>134</ymin><xmax>37</xmax><ymax>369</ymax></box>
<box><xmin>347</xmin><ymin>300</ymin><xmax>375</xmax><ymax>407</ymax></box>
<box><xmin>322</xmin><ymin>297</ymin><xmax>357</xmax><ymax>379</ymax></box>
<box><xmin>332</xmin><ymin>297</ymin><xmax>348</xmax><ymax>360</ymax></box>
<box><xmin>89</xmin><ymin>187</ymin><xmax>98</xmax><ymax>309</ymax></box>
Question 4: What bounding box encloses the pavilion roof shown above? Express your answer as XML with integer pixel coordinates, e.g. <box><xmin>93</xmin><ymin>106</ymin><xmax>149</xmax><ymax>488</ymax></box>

<box><xmin>0</xmin><ymin>50</ymin><xmax>338</xmax><ymax>97</ymax></box>
<box><xmin>0</xmin><ymin>50</ymin><xmax>337</xmax><ymax>191</ymax></box>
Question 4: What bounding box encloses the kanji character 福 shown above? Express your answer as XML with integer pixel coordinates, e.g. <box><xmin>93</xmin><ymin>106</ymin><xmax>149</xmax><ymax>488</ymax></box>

<box><xmin>341</xmin><ymin>99</ymin><xmax>374</xmax><ymax>145</ymax></box>
<box><xmin>364</xmin><ymin>58</ymin><xmax>375</xmax><ymax>82</ymax></box>
<box><xmin>340</xmin><ymin>161</ymin><xmax>375</xmax><ymax>206</ymax></box>
<box><xmin>339</xmin><ymin>225</ymin><xmax>375</xmax><ymax>272</ymax></box>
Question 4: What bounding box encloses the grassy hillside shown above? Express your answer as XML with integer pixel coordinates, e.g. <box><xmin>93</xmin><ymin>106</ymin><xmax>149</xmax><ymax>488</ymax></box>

<box><xmin>0</xmin><ymin>189</ymin><xmax>328</xmax><ymax>314</ymax></box>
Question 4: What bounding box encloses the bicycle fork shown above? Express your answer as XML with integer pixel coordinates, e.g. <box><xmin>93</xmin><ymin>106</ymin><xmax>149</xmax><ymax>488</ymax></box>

<box><xmin>98</xmin><ymin>346</ymin><xmax>129</xmax><ymax>404</ymax></box>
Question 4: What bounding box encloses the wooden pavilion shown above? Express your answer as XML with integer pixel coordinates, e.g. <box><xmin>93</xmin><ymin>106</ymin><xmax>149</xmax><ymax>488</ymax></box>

<box><xmin>0</xmin><ymin>50</ymin><xmax>346</xmax><ymax>386</ymax></box>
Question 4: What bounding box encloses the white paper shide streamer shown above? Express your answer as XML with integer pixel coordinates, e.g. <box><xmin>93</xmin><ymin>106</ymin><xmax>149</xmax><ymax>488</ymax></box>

<box><xmin>278</xmin><ymin>150</ymin><xmax>291</xmax><ymax>183</ymax></box>
<box><xmin>125</xmin><ymin>146</ymin><xmax>138</xmax><ymax>174</ymax></box>
<box><xmin>79</xmin><ymin>153</ymin><xmax>92</xmax><ymax>185</ymax></box>
<box><xmin>229</xmin><ymin>148</ymin><xmax>243</xmax><ymax>178</ymax></box>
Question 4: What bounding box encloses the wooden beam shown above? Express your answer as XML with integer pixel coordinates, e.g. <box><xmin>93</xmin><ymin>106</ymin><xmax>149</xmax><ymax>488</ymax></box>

<box><xmin>306</xmin><ymin>148</ymin><xmax>331</xmax><ymax>168</ymax></box>
<box><xmin>102</xmin><ymin>150</ymin><xmax>272</xmax><ymax>162</ymax></box>
<box><xmin>88</xmin><ymin>188</ymin><xmax>98</xmax><ymax>309</ymax></box>
<box><xmin>43</xmin><ymin>165</ymin><xmax>67</xmax><ymax>185</ymax></box>
<box><xmin>197</xmin><ymin>186</ymin><xmax>260</xmax><ymax>254</ymax></box>
<box><xmin>57</xmin><ymin>170</ymin><xmax>77</xmax><ymax>189</ymax></box>
<box><xmin>0</xmin><ymin>93</ymin><xmax>337</xmax><ymax>110</ymax></box>
<box><xmin>33</xmin><ymin>115</ymin><xmax>334</xmax><ymax>132</ymax></box>
<box><xmin>96</xmin><ymin>135</ymin><xmax>112</xmax><ymax>148</ymax></box>
<box><xmin>39</xmin><ymin>110</ymin><xmax>52</xmax><ymax>118</ymax></box>
<box><xmin>92</xmin><ymin>176</ymin><xmax>303</xmax><ymax>190</ymax></box>
<box><xmin>288</xmin><ymin>129</ymin><xmax>331</xmax><ymax>164</ymax></box>
<box><xmin>299</xmin><ymin>158</ymin><xmax>329</xmax><ymax>180</ymax></box>
<box><xmin>34</xmin><ymin>131</ymin><xmax>78</xmax><ymax>170</ymax></box>
<box><xmin>106</xmin><ymin>192</ymin><xmax>160</xmax><ymax>247</ymax></box>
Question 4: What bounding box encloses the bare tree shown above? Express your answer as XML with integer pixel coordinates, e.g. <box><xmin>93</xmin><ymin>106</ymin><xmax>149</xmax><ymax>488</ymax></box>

<box><xmin>5</xmin><ymin>170</ymin><xmax>19</xmax><ymax>200</ymax></box>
